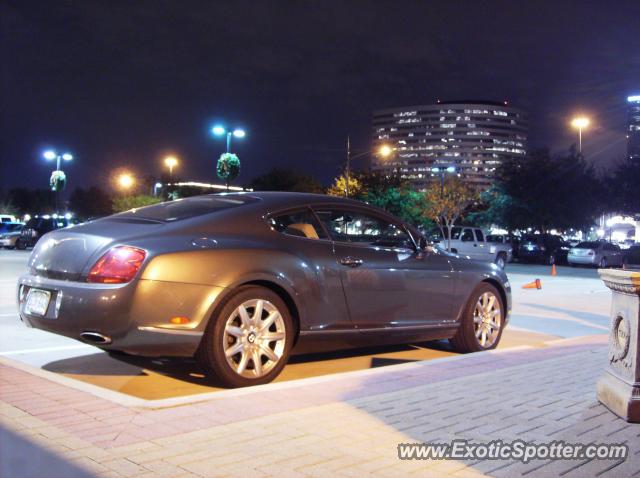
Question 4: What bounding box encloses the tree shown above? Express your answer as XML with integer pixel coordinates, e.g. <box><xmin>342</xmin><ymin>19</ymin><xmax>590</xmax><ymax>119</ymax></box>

<box><xmin>423</xmin><ymin>177</ymin><xmax>478</xmax><ymax>251</ymax></box>
<box><xmin>0</xmin><ymin>190</ymin><xmax>17</xmax><ymax>216</ymax></box>
<box><xmin>326</xmin><ymin>174</ymin><xmax>363</xmax><ymax>197</ymax></box>
<box><xmin>466</xmin><ymin>184</ymin><xmax>516</xmax><ymax>230</ymax></box>
<box><xmin>497</xmin><ymin>148</ymin><xmax>604</xmax><ymax>231</ymax></box>
<box><xmin>6</xmin><ymin>188</ymin><xmax>55</xmax><ymax>216</ymax></box>
<box><xmin>112</xmin><ymin>195</ymin><xmax>161</xmax><ymax>213</ymax></box>
<box><xmin>362</xmin><ymin>185</ymin><xmax>432</xmax><ymax>228</ymax></box>
<box><xmin>250</xmin><ymin>168</ymin><xmax>323</xmax><ymax>193</ymax></box>
<box><xmin>69</xmin><ymin>187</ymin><xmax>113</xmax><ymax>220</ymax></box>
<box><xmin>608</xmin><ymin>158</ymin><xmax>640</xmax><ymax>215</ymax></box>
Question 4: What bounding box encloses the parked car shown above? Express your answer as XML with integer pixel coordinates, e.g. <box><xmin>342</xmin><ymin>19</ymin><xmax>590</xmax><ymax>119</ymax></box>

<box><xmin>0</xmin><ymin>223</ymin><xmax>24</xmax><ymax>249</ymax></box>
<box><xmin>16</xmin><ymin>215</ymin><xmax>73</xmax><ymax>250</ymax></box>
<box><xmin>486</xmin><ymin>234</ymin><xmax>519</xmax><ymax>262</ymax></box>
<box><xmin>434</xmin><ymin>227</ymin><xmax>512</xmax><ymax>269</ymax></box>
<box><xmin>623</xmin><ymin>244</ymin><xmax>640</xmax><ymax>270</ymax></box>
<box><xmin>568</xmin><ymin>241</ymin><xmax>624</xmax><ymax>268</ymax></box>
<box><xmin>517</xmin><ymin>233</ymin><xmax>569</xmax><ymax>265</ymax></box>
<box><xmin>0</xmin><ymin>214</ymin><xmax>17</xmax><ymax>223</ymax></box>
<box><xmin>18</xmin><ymin>192</ymin><xmax>511</xmax><ymax>388</ymax></box>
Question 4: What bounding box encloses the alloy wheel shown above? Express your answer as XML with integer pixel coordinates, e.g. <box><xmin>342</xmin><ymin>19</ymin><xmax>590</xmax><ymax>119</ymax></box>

<box><xmin>473</xmin><ymin>291</ymin><xmax>502</xmax><ymax>348</ymax></box>
<box><xmin>222</xmin><ymin>299</ymin><xmax>286</xmax><ymax>378</ymax></box>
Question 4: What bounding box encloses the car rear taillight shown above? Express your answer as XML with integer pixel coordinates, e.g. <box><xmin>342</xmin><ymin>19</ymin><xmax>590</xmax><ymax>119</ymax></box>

<box><xmin>588</xmin><ymin>250</ymin><xmax>595</xmax><ymax>256</ymax></box>
<box><xmin>87</xmin><ymin>246</ymin><xmax>146</xmax><ymax>284</ymax></box>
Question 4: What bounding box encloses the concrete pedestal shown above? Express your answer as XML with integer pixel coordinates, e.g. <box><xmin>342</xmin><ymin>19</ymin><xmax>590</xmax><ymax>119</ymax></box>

<box><xmin>597</xmin><ymin>269</ymin><xmax>640</xmax><ymax>422</ymax></box>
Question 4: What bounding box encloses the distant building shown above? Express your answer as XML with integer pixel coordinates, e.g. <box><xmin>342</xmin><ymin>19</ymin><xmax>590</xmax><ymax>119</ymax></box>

<box><xmin>628</xmin><ymin>95</ymin><xmax>640</xmax><ymax>161</ymax></box>
<box><xmin>372</xmin><ymin>100</ymin><xmax>528</xmax><ymax>190</ymax></box>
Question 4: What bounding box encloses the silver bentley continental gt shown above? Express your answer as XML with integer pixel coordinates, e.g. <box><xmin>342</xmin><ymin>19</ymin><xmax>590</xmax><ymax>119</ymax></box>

<box><xmin>18</xmin><ymin>192</ymin><xmax>511</xmax><ymax>387</ymax></box>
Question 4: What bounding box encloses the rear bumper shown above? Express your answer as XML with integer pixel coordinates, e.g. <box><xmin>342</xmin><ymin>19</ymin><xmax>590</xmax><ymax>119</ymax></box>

<box><xmin>17</xmin><ymin>274</ymin><xmax>225</xmax><ymax>356</ymax></box>
<box><xmin>517</xmin><ymin>250</ymin><xmax>545</xmax><ymax>262</ymax></box>
<box><xmin>568</xmin><ymin>255</ymin><xmax>597</xmax><ymax>265</ymax></box>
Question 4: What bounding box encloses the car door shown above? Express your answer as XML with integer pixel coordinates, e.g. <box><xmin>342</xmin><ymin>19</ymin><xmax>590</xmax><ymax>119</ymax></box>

<box><xmin>473</xmin><ymin>229</ymin><xmax>492</xmax><ymax>262</ymax></box>
<box><xmin>268</xmin><ymin>207</ymin><xmax>352</xmax><ymax>332</ymax></box>
<box><xmin>313</xmin><ymin>206</ymin><xmax>455</xmax><ymax>329</ymax></box>
<box><xmin>459</xmin><ymin>227</ymin><xmax>482</xmax><ymax>260</ymax></box>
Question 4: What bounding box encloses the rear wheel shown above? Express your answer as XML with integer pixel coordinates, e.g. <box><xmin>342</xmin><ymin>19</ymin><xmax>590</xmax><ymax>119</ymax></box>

<box><xmin>197</xmin><ymin>286</ymin><xmax>293</xmax><ymax>388</ymax></box>
<box><xmin>450</xmin><ymin>283</ymin><xmax>505</xmax><ymax>353</ymax></box>
<box><xmin>599</xmin><ymin>257</ymin><xmax>608</xmax><ymax>268</ymax></box>
<box><xmin>15</xmin><ymin>239</ymin><xmax>26</xmax><ymax>250</ymax></box>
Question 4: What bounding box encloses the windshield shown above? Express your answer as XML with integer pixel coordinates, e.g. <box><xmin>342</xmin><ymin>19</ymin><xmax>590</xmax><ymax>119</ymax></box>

<box><xmin>115</xmin><ymin>195</ymin><xmax>259</xmax><ymax>222</ymax></box>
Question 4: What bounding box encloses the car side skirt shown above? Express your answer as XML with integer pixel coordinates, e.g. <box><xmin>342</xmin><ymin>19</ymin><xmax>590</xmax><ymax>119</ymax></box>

<box><xmin>293</xmin><ymin>324</ymin><xmax>458</xmax><ymax>355</ymax></box>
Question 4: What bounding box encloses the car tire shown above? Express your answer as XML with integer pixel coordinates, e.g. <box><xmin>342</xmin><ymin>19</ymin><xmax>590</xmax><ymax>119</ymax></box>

<box><xmin>450</xmin><ymin>282</ymin><xmax>505</xmax><ymax>353</ymax></box>
<box><xmin>495</xmin><ymin>253</ymin><xmax>507</xmax><ymax>269</ymax></box>
<box><xmin>15</xmin><ymin>239</ymin><xmax>26</xmax><ymax>250</ymax></box>
<box><xmin>599</xmin><ymin>257</ymin><xmax>608</xmax><ymax>268</ymax></box>
<box><xmin>196</xmin><ymin>285</ymin><xmax>294</xmax><ymax>388</ymax></box>
<box><xmin>547</xmin><ymin>254</ymin><xmax>555</xmax><ymax>265</ymax></box>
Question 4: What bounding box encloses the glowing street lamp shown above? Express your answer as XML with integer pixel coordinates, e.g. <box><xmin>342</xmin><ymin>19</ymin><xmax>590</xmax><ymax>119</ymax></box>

<box><xmin>378</xmin><ymin>144</ymin><xmax>393</xmax><ymax>158</ymax></box>
<box><xmin>117</xmin><ymin>172</ymin><xmax>135</xmax><ymax>192</ymax></box>
<box><xmin>43</xmin><ymin>149</ymin><xmax>73</xmax><ymax>172</ymax></box>
<box><xmin>571</xmin><ymin>116</ymin><xmax>590</xmax><ymax>153</ymax></box>
<box><xmin>164</xmin><ymin>156</ymin><xmax>179</xmax><ymax>178</ymax></box>
<box><xmin>344</xmin><ymin>141</ymin><xmax>394</xmax><ymax>197</ymax></box>
<box><xmin>211</xmin><ymin>125</ymin><xmax>246</xmax><ymax>153</ymax></box>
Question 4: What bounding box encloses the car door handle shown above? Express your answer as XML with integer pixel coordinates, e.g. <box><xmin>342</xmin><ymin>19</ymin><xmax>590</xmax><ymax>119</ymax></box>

<box><xmin>340</xmin><ymin>257</ymin><xmax>364</xmax><ymax>268</ymax></box>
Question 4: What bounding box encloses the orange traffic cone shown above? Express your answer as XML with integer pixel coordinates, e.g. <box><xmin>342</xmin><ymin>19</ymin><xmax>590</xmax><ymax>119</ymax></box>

<box><xmin>522</xmin><ymin>279</ymin><xmax>542</xmax><ymax>290</ymax></box>
<box><xmin>551</xmin><ymin>264</ymin><xmax>557</xmax><ymax>276</ymax></box>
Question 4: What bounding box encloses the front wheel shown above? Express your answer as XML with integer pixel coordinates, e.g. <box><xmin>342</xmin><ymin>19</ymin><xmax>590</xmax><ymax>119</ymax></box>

<box><xmin>495</xmin><ymin>253</ymin><xmax>507</xmax><ymax>269</ymax></box>
<box><xmin>196</xmin><ymin>286</ymin><xmax>293</xmax><ymax>388</ymax></box>
<box><xmin>15</xmin><ymin>239</ymin><xmax>26</xmax><ymax>250</ymax></box>
<box><xmin>450</xmin><ymin>283</ymin><xmax>505</xmax><ymax>353</ymax></box>
<box><xmin>599</xmin><ymin>257</ymin><xmax>608</xmax><ymax>268</ymax></box>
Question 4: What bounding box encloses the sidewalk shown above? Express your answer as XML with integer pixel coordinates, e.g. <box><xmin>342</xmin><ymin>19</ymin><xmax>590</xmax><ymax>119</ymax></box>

<box><xmin>1</xmin><ymin>334</ymin><xmax>638</xmax><ymax>478</ymax></box>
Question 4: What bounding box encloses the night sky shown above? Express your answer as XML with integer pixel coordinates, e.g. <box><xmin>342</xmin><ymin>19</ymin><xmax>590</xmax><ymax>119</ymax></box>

<box><xmin>2</xmin><ymin>0</ymin><xmax>640</xmax><ymax>193</ymax></box>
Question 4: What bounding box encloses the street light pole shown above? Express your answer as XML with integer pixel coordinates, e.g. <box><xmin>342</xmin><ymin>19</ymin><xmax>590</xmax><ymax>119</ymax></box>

<box><xmin>431</xmin><ymin>166</ymin><xmax>456</xmax><ymax>197</ymax></box>
<box><xmin>346</xmin><ymin>135</ymin><xmax>351</xmax><ymax>198</ymax></box>
<box><xmin>343</xmin><ymin>143</ymin><xmax>394</xmax><ymax>198</ymax></box>
<box><xmin>212</xmin><ymin>125</ymin><xmax>246</xmax><ymax>154</ymax></box>
<box><xmin>571</xmin><ymin>117</ymin><xmax>590</xmax><ymax>154</ymax></box>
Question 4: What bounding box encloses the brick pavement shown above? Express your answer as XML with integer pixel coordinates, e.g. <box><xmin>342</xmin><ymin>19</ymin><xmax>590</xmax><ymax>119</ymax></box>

<box><xmin>2</xmin><ymin>334</ymin><xmax>638</xmax><ymax>478</ymax></box>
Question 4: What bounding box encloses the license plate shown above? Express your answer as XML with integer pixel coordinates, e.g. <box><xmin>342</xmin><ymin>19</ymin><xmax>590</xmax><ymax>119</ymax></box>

<box><xmin>25</xmin><ymin>289</ymin><xmax>51</xmax><ymax>317</ymax></box>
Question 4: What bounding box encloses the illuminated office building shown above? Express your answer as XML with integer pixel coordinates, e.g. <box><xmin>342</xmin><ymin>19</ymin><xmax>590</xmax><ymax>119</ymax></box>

<box><xmin>372</xmin><ymin>100</ymin><xmax>528</xmax><ymax>190</ymax></box>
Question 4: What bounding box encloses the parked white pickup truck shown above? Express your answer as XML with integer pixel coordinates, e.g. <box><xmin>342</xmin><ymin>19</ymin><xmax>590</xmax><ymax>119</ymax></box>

<box><xmin>434</xmin><ymin>226</ymin><xmax>512</xmax><ymax>269</ymax></box>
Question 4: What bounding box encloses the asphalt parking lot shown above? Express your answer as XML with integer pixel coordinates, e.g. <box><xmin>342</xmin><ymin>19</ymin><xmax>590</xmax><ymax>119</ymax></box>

<box><xmin>0</xmin><ymin>249</ymin><xmax>608</xmax><ymax>400</ymax></box>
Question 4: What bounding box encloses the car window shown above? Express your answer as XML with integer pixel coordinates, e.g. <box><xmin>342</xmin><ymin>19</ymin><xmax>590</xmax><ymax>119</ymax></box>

<box><xmin>268</xmin><ymin>209</ymin><xmax>327</xmax><ymax>240</ymax></box>
<box><xmin>475</xmin><ymin>230</ymin><xmax>484</xmax><ymax>242</ymax></box>
<box><xmin>461</xmin><ymin>228</ymin><xmax>474</xmax><ymax>242</ymax></box>
<box><xmin>315</xmin><ymin>209</ymin><xmax>413</xmax><ymax>249</ymax></box>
